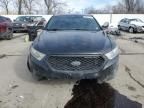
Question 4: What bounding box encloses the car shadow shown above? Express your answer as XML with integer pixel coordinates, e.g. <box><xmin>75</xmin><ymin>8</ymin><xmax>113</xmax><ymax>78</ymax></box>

<box><xmin>64</xmin><ymin>79</ymin><xmax>142</xmax><ymax>108</ymax></box>
<box><xmin>0</xmin><ymin>38</ymin><xmax>4</xmax><ymax>42</ymax></box>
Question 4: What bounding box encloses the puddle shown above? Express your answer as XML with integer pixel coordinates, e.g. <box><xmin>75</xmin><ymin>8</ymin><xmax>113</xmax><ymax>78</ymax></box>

<box><xmin>65</xmin><ymin>79</ymin><xmax>142</xmax><ymax>108</ymax></box>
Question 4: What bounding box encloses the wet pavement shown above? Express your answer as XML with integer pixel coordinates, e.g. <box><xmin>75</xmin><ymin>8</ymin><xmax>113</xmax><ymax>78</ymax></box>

<box><xmin>65</xmin><ymin>79</ymin><xmax>142</xmax><ymax>108</ymax></box>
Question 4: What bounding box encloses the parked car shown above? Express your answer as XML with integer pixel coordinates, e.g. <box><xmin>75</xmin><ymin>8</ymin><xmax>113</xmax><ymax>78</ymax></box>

<box><xmin>103</xmin><ymin>22</ymin><xmax>121</xmax><ymax>36</ymax></box>
<box><xmin>13</xmin><ymin>16</ymin><xmax>46</xmax><ymax>32</ymax></box>
<box><xmin>27</xmin><ymin>15</ymin><xmax>119</xmax><ymax>83</ymax></box>
<box><xmin>0</xmin><ymin>16</ymin><xmax>13</xmax><ymax>40</ymax></box>
<box><xmin>118</xmin><ymin>18</ymin><xmax>144</xmax><ymax>33</ymax></box>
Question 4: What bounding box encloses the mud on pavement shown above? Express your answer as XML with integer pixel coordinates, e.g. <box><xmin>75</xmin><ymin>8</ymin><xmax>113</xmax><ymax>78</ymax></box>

<box><xmin>64</xmin><ymin>79</ymin><xmax>142</xmax><ymax>108</ymax></box>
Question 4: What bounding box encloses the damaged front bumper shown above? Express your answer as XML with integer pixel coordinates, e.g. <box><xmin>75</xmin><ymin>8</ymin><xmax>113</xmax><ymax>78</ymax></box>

<box><xmin>28</xmin><ymin>54</ymin><xmax>119</xmax><ymax>81</ymax></box>
<box><xmin>136</xmin><ymin>26</ymin><xmax>144</xmax><ymax>32</ymax></box>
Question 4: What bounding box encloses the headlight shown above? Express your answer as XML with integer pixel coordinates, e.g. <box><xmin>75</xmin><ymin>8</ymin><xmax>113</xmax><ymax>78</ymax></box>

<box><xmin>31</xmin><ymin>47</ymin><xmax>45</xmax><ymax>61</ymax></box>
<box><xmin>105</xmin><ymin>46</ymin><xmax>119</xmax><ymax>60</ymax></box>
<box><xmin>27</xmin><ymin>23</ymin><xmax>36</xmax><ymax>26</ymax></box>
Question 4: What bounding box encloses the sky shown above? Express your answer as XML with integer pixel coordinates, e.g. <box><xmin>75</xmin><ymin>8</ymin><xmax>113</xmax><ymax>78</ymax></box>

<box><xmin>64</xmin><ymin>0</ymin><xmax>117</xmax><ymax>12</ymax></box>
<box><xmin>0</xmin><ymin>0</ymin><xmax>118</xmax><ymax>14</ymax></box>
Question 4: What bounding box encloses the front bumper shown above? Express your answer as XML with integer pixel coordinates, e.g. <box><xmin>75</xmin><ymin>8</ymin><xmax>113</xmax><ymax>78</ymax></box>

<box><xmin>0</xmin><ymin>32</ymin><xmax>8</xmax><ymax>38</ymax></box>
<box><xmin>13</xmin><ymin>26</ymin><xmax>28</xmax><ymax>31</ymax></box>
<box><xmin>28</xmin><ymin>54</ymin><xmax>119</xmax><ymax>80</ymax></box>
<box><xmin>136</xmin><ymin>26</ymin><xmax>144</xmax><ymax>32</ymax></box>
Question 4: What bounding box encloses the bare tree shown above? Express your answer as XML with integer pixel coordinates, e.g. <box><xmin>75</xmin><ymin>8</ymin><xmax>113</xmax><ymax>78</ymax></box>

<box><xmin>112</xmin><ymin>2</ymin><xmax>126</xmax><ymax>14</ymax></box>
<box><xmin>12</xmin><ymin>0</ymin><xmax>23</xmax><ymax>14</ymax></box>
<box><xmin>123</xmin><ymin>0</ymin><xmax>137</xmax><ymax>13</ymax></box>
<box><xmin>23</xmin><ymin>0</ymin><xmax>36</xmax><ymax>14</ymax></box>
<box><xmin>84</xmin><ymin>7</ymin><xmax>110</xmax><ymax>14</ymax></box>
<box><xmin>0</xmin><ymin>0</ymin><xmax>10</xmax><ymax>14</ymax></box>
<box><xmin>135</xmin><ymin>0</ymin><xmax>144</xmax><ymax>13</ymax></box>
<box><xmin>44</xmin><ymin>0</ymin><xmax>66</xmax><ymax>14</ymax></box>
<box><xmin>13</xmin><ymin>0</ymin><xmax>24</xmax><ymax>15</ymax></box>
<box><xmin>18</xmin><ymin>0</ymin><xmax>22</xmax><ymax>14</ymax></box>
<box><xmin>112</xmin><ymin>0</ymin><xmax>144</xmax><ymax>14</ymax></box>
<box><xmin>44</xmin><ymin>0</ymin><xmax>53</xmax><ymax>14</ymax></box>
<box><xmin>84</xmin><ymin>7</ymin><xmax>96</xmax><ymax>14</ymax></box>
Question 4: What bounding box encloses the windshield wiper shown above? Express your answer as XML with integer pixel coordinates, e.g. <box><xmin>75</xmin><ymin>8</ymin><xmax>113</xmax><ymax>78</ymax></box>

<box><xmin>44</xmin><ymin>29</ymin><xmax>62</xmax><ymax>31</ymax></box>
<box><xmin>71</xmin><ymin>28</ymin><xmax>97</xmax><ymax>31</ymax></box>
<box><xmin>44</xmin><ymin>28</ymin><xmax>97</xmax><ymax>31</ymax></box>
<box><xmin>72</xmin><ymin>28</ymin><xmax>88</xmax><ymax>30</ymax></box>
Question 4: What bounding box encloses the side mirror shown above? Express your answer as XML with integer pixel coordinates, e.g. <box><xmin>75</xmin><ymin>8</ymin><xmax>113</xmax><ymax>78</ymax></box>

<box><xmin>102</xmin><ymin>22</ymin><xmax>109</xmax><ymax>29</ymax></box>
<box><xmin>13</xmin><ymin>19</ymin><xmax>16</xmax><ymax>22</ymax></box>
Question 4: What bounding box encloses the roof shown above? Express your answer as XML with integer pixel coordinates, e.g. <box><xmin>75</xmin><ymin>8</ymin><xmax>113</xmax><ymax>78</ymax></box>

<box><xmin>53</xmin><ymin>14</ymin><xmax>93</xmax><ymax>17</ymax></box>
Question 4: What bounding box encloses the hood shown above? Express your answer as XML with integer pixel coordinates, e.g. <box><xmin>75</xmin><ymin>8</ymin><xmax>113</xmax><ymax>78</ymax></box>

<box><xmin>33</xmin><ymin>30</ymin><xmax>112</xmax><ymax>54</ymax></box>
<box><xmin>13</xmin><ymin>21</ymin><xmax>30</xmax><ymax>25</ymax></box>
<box><xmin>130</xmin><ymin>21</ymin><xmax>144</xmax><ymax>26</ymax></box>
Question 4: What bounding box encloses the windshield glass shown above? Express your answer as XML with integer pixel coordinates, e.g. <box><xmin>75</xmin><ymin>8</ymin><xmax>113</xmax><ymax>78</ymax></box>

<box><xmin>15</xmin><ymin>16</ymin><xmax>31</xmax><ymax>22</ymax></box>
<box><xmin>46</xmin><ymin>15</ymin><xmax>101</xmax><ymax>31</ymax></box>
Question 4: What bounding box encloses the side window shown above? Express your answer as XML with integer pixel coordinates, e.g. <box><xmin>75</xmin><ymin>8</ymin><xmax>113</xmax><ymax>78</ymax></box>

<box><xmin>123</xmin><ymin>19</ymin><xmax>127</xmax><ymax>23</ymax></box>
<box><xmin>125</xmin><ymin>19</ymin><xmax>129</xmax><ymax>24</ymax></box>
<box><xmin>0</xmin><ymin>17</ymin><xmax>5</xmax><ymax>22</ymax></box>
<box><xmin>120</xmin><ymin>19</ymin><xmax>125</xmax><ymax>23</ymax></box>
<box><xmin>121</xmin><ymin>19</ymin><xmax>128</xmax><ymax>24</ymax></box>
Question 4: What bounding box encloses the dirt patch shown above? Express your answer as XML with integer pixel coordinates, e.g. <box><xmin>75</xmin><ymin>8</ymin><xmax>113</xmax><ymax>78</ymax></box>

<box><xmin>126</xmin><ymin>84</ymin><xmax>136</xmax><ymax>91</ymax></box>
<box><xmin>0</xmin><ymin>54</ymin><xmax>6</xmax><ymax>59</ymax></box>
<box><xmin>125</xmin><ymin>65</ymin><xmax>144</xmax><ymax>88</ymax></box>
<box><xmin>64</xmin><ymin>79</ymin><xmax>142</xmax><ymax>108</ymax></box>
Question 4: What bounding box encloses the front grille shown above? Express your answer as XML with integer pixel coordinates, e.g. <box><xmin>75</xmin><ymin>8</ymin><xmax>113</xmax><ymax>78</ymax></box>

<box><xmin>13</xmin><ymin>23</ymin><xmax>21</xmax><ymax>27</ymax></box>
<box><xmin>48</xmin><ymin>55</ymin><xmax>105</xmax><ymax>72</ymax></box>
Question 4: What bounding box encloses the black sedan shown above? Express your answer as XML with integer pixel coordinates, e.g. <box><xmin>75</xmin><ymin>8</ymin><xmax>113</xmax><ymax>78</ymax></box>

<box><xmin>27</xmin><ymin>15</ymin><xmax>119</xmax><ymax>83</ymax></box>
<box><xmin>13</xmin><ymin>16</ymin><xmax>46</xmax><ymax>32</ymax></box>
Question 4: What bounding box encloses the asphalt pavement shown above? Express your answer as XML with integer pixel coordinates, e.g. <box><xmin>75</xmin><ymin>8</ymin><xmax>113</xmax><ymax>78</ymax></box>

<box><xmin>0</xmin><ymin>32</ymin><xmax>144</xmax><ymax>108</ymax></box>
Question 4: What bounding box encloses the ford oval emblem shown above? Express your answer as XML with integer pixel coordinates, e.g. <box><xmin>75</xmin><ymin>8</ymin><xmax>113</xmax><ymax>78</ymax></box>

<box><xmin>71</xmin><ymin>61</ymin><xmax>81</xmax><ymax>66</ymax></box>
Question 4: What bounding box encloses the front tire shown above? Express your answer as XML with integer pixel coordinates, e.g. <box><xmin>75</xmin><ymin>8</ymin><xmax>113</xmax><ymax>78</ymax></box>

<box><xmin>118</xmin><ymin>25</ymin><xmax>121</xmax><ymax>30</ymax></box>
<box><xmin>6</xmin><ymin>32</ymin><xmax>13</xmax><ymax>40</ymax></box>
<box><xmin>129</xmin><ymin>27</ymin><xmax>135</xmax><ymax>33</ymax></box>
<box><xmin>27</xmin><ymin>59</ymin><xmax>44</xmax><ymax>81</ymax></box>
<box><xmin>32</xmin><ymin>70</ymin><xmax>44</xmax><ymax>81</ymax></box>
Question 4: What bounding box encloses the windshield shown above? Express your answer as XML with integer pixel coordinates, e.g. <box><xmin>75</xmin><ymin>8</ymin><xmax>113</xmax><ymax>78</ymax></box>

<box><xmin>46</xmin><ymin>15</ymin><xmax>101</xmax><ymax>31</ymax></box>
<box><xmin>15</xmin><ymin>16</ymin><xmax>31</xmax><ymax>22</ymax></box>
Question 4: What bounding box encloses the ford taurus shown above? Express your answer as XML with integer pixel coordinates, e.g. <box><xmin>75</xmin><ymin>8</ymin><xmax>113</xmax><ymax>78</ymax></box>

<box><xmin>27</xmin><ymin>15</ymin><xmax>119</xmax><ymax>83</ymax></box>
